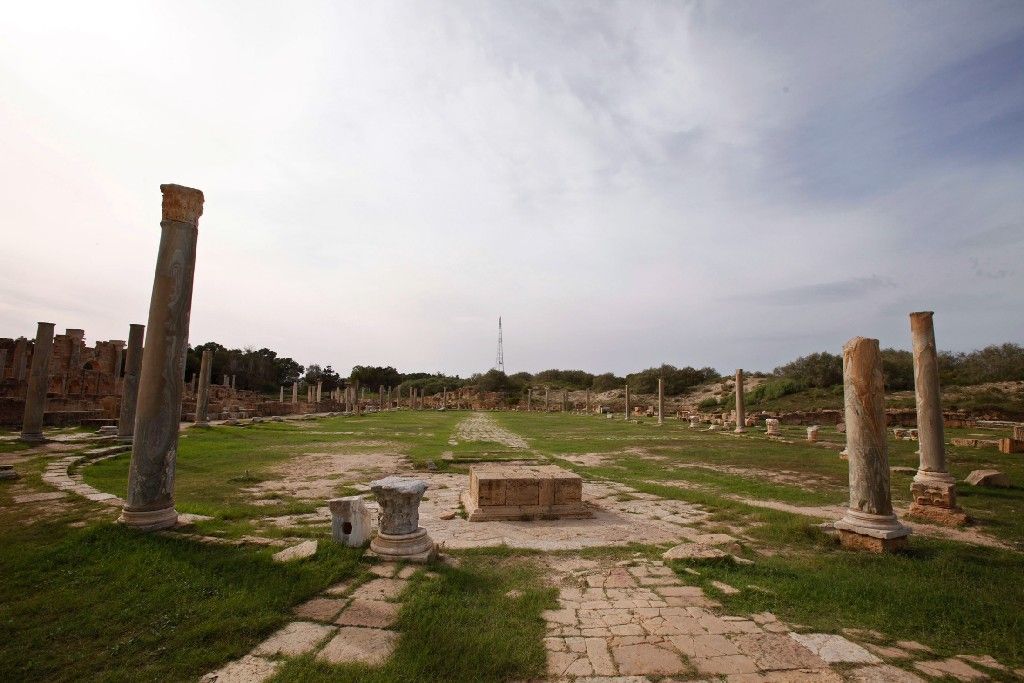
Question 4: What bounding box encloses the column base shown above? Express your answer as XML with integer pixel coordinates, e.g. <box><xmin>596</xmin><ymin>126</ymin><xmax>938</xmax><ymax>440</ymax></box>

<box><xmin>908</xmin><ymin>502</ymin><xmax>970</xmax><ymax>527</ymax></box>
<box><xmin>835</xmin><ymin>509</ymin><xmax>910</xmax><ymax>553</ymax></box>
<box><xmin>734</xmin><ymin>427</ymin><xmax>746</xmax><ymax>433</ymax></box>
<box><xmin>0</xmin><ymin>465</ymin><xmax>20</xmax><ymax>480</ymax></box>
<box><xmin>118</xmin><ymin>506</ymin><xmax>178</xmax><ymax>531</ymax></box>
<box><xmin>19</xmin><ymin>432</ymin><xmax>46</xmax><ymax>443</ymax></box>
<box><xmin>910</xmin><ymin>471</ymin><xmax>958</xmax><ymax>509</ymax></box>
<box><xmin>368</xmin><ymin>527</ymin><xmax>436</xmax><ymax>563</ymax></box>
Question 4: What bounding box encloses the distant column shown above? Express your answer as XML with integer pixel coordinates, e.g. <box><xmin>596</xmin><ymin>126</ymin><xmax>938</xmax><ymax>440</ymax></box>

<box><xmin>120</xmin><ymin>184</ymin><xmax>203</xmax><ymax>531</ymax></box>
<box><xmin>657</xmin><ymin>378</ymin><xmax>664</xmax><ymax>425</ymax></box>
<box><xmin>527</xmin><ymin>388</ymin><xmax>532</xmax><ymax>411</ymax></box>
<box><xmin>624</xmin><ymin>385</ymin><xmax>630</xmax><ymax>419</ymax></box>
<box><xmin>388</xmin><ymin>386</ymin><xmax>393</xmax><ymax>409</ymax></box>
<box><xmin>442</xmin><ymin>386</ymin><xmax>446</xmax><ymax>409</ymax></box>
<box><xmin>0</xmin><ymin>349</ymin><xmax>7</xmax><ymax>380</ymax></box>
<box><xmin>379</xmin><ymin>384</ymin><xmax>384</xmax><ymax>411</ymax></box>
<box><xmin>734</xmin><ymin>369</ymin><xmax>746</xmax><ymax>433</ymax></box>
<box><xmin>12</xmin><ymin>337</ymin><xmax>28</xmax><ymax>381</ymax></box>
<box><xmin>112</xmin><ymin>340</ymin><xmax>126</xmax><ymax>384</ymax></box>
<box><xmin>20</xmin><ymin>322</ymin><xmax>56</xmax><ymax>441</ymax></box>
<box><xmin>291</xmin><ymin>381</ymin><xmax>298</xmax><ymax>404</ymax></box>
<box><xmin>279</xmin><ymin>386</ymin><xmax>284</xmax><ymax>402</ymax></box>
<box><xmin>354</xmin><ymin>380</ymin><xmax>361</xmax><ymax>415</ymax></box>
<box><xmin>316</xmin><ymin>381</ymin><xmax>323</xmax><ymax>403</ymax></box>
<box><xmin>231</xmin><ymin>374</ymin><xmax>236</xmax><ymax>392</ymax></box>
<box><xmin>545</xmin><ymin>387</ymin><xmax>549</xmax><ymax>411</ymax></box>
<box><xmin>117</xmin><ymin>324</ymin><xmax>145</xmax><ymax>442</ymax></box>
<box><xmin>189</xmin><ymin>373</ymin><xmax>196</xmax><ymax>396</ymax></box>
<box><xmin>586</xmin><ymin>389</ymin><xmax>591</xmax><ymax>414</ymax></box>
<box><xmin>195</xmin><ymin>348</ymin><xmax>212</xmax><ymax>425</ymax></box>
<box><xmin>562</xmin><ymin>389</ymin><xmax>568</xmax><ymax>412</ymax></box>
<box><xmin>909</xmin><ymin>312</ymin><xmax>966</xmax><ymax>524</ymax></box>
<box><xmin>834</xmin><ymin>337</ymin><xmax>910</xmax><ymax>552</ymax></box>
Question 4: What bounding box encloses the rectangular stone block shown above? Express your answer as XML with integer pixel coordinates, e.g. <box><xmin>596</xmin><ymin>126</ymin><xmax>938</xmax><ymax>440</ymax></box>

<box><xmin>465</xmin><ymin>464</ymin><xmax>591</xmax><ymax>522</ymax></box>
<box><xmin>999</xmin><ymin>438</ymin><xmax>1024</xmax><ymax>454</ymax></box>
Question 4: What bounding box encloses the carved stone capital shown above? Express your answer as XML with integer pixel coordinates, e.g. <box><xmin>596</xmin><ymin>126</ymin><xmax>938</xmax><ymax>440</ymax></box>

<box><xmin>160</xmin><ymin>184</ymin><xmax>205</xmax><ymax>225</ymax></box>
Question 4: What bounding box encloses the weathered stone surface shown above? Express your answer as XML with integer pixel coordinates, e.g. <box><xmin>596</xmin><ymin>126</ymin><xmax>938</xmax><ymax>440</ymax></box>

<box><xmin>318</xmin><ymin>626</ymin><xmax>399</xmax><ymax>665</ymax></box>
<box><xmin>965</xmin><ymin>470</ymin><xmax>1010</xmax><ymax>487</ymax></box>
<box><xmin>847</xmin><ymin>664</ymin><xmax>927</xmax><ymax>682</ymax></box>
<box><xmin>200</xmin><ymin>654</ymin><xmax>280</xmax><ymax>683</ymax></box>
<box><xmin>253</xmin><ymin>621</ymin><xmax>334</xmax><ymax>656</ymax></box>
<box><xmin>370</xmin><ymin>476</ymin><xmax>427</xmax><ymax>534</ymax></box>
<box><xmin>335</xmin><ymin>599</ymin><xmax>399</xmax><ymax>628</ymax></box>
<box><xmin>272</xmin><ymin>539</ymin><xmax>318</xmax><ymax>563</ymax></box>
<box><xmin>789</xmin><ymin>633</ymin><xmax>880</xmax><ymax>664</ymax></box>
<box><xmin>350</xmin><ymin>578</ymin><xmax>407</xmax><ymax>602</ymax></box>
<box><xmin>464</xmin><ymin>464</ymin><xmax>590</xmax><ymax>521</ymax></box>
<box><xmin>611</xmin><ymin>642</ymin><xmax>686</xmax><ymax>675</ymax></box>
<box><xmin>662</xmin><ymin>543</ymin><xmax>727</xmax><ymax>561</ymax></box>
<box><xmin>293</xmin><ymin>597</ymin><xmax>347</xmax><ymax>622</ymax></box>
<box><xmin>328</xmin><ymin>496</ymin><xmax>371</xmax><ymax>546</ymax></box>
<box><xmin>914</xmin><ymin>657</ymin><xmax>988</xmax><ymax>681</ymax></box>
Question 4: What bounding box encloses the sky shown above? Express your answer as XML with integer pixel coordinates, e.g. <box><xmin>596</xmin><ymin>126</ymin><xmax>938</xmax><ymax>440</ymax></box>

<box><xmin>1</xmin><ymin>1</ymin><xmax>1022</xmax><ymax>377</ymax></box>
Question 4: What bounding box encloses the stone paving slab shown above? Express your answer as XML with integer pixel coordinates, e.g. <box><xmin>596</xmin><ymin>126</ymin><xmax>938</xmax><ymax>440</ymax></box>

<box><xmin>335</xmin><ymin>599</ymin><xmax>399</xmax><ymax>628</ymax></box>
<box><xmin>789</xmin><ymin>632</ymin><xmax>881</xmax><ymax>664</ymax></box>
<box><xmin>349</xmin><ymin>577</ymin><xmax>407</xmax><ymax>601</ymax></box>
<box><xmin>253</xmin><ymin>621</ymin><xmax>335</xmax><ymax>657</ymax></box>
<box><xmin>318</xmin><ymin>626</ymin><xmax>399</xmax><ymax>665</ymax></box>
<box><xmin>199</xmin><ymin>654</ymin><xmax>280</xmax><ymax>683</ymax></box>
<box><xmin>293</xmin><ymin>597</ymin><xmax>348</xmax><ymax>622</ymax></box>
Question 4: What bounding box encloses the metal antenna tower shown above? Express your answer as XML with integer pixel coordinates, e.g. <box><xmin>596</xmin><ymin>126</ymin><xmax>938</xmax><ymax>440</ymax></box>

<box><xmin>495</xmin><ymin>316</ymin><xmax>505</xmax><ymax>373</ymax></box>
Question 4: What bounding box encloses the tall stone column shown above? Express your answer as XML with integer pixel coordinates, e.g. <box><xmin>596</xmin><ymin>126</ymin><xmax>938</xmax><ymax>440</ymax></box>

<box><xmin>291</xmin><ymin>381</ymin><xmax>298</xmax><ymax>404</ymax></box>
<box><xmin>13</xmin><ymin>337</ymin><xmax>28</xmax><ymax>381</ymax></box>
<box><xmin>119</xmin><ymin>184</ymin><xmax>203</xmax><ymax>531</ymax></box>
<box><xmin>834</xmin><ymin>337</ymin><xmax>910</xmax><ymax>552</ymax></box>
<box><xmin>527</xmin><ymin>388</ymin><xmax>532</xmax><ymax>411</ymax></box>
<box><xmin>279</xmin><ymin>386</ymin><xmax>284</xmax><ymax>402</ymax></box>
<box><xmin>20</xmin><ymin>322</ymin><xmax>56</xmax><ymax>441</ymax></box>
<box><xmin>194</xmin><ymin>348</ymin><xmax>212</xmax><ymax>426</ymax></box>
<box><xmin>231</xmin><ymin>375</ymin><xmax>236</xmax><ymax>392</ymax></box>
<box><xmin>624</xmin><ymin>385</ymin><xmax>630</xmax><ymax>419</ymax></box>
<box><xmin>442</xmin><ymin>386</ymin><xmax>446</xmax><ymax>409</ymax></box>
<box><xmin>112</xmin><ymin>340</ymin><xmax>126</xmax><ymax>385</ymax></box>
<box><xmin>734</xmin><ymin>369</ymin><xmax>746</xmax><ymax>433</ymax></box>
<box><xmin>908</xmin><ymin>312</ymin><xmax>966</xmax><ymax>524</ymax></box>
<box><xmin>562</xmin><ymin>389</ymin><xmax>568</xmax><ymax>412</ymax></box>
<box><xmin>379</xmin><ymin>385</ymin><xmax>384</xmax><ymax>411</ymax></box>
<box><xmin>354</xmin><ymin>380</ymin><xmax>361</xmax><ymax>415</ymax></box>
<box><xmin>316</xmin><ymin>381</ymin><xmax>323</xmax><ymax>403</ymax></box>
<box><xmin>117</xmin><ymin>324</ymin><xmax>145</xmax><ymax>442</ymax></box>
<box><xmin>657</xmin><ymin>378</ymin><xmax>664</xmax><ymax>425</ymax></box>
<box><xmin>586</xmin><ymin>389</ymin><xmax>591</xmax><ymax>414</ymax></box>
<box><xmin>545</xmin><ymin>388</ymin><xmax>549</xmax><ymax>411</ymax></box>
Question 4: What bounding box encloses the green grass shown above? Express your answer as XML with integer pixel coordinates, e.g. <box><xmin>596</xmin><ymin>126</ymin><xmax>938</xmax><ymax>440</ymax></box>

<box><xmin>673</xmin><ymin>536</ymin><xmax>1024</xmax><ymax>667</ymax></box>
<box><xmin>271</xmin><ymin>550</ymin><xmax>555</xmax><ymax>683</ymax></box>
<box><xmin>0</xmin><ymin>520</ymin><xmax>362</xmax><ymax>682</ymax></box>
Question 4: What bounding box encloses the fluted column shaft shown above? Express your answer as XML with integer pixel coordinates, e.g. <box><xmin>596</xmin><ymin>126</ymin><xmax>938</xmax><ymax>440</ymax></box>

<box><xmin>117</xmin><ymin>324</ymin><xmax>145</xmax><ymax>441</ymax></box>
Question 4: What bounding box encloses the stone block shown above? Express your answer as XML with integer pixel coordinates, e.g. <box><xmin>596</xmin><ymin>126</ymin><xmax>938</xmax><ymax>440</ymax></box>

<box><xmin>838</xmin><ymin>530</ymin><xmax>907</xmax><ymax>553</ymax></box>
<box><xmin>965</xmin><ymin>469</ymin><xmax>1010</xmax><ymax>487</ymax></box>
<box><xmin>999</xmin><ymin>438</ymin><xmax>1024</xmax><ymax>454</ymax></box>
<box><xmin>328</xmin><ymin>496</ymin><xmax>371</xmax><ymax>547</ymax></box>
<box><xmin>909</xmin><ymin>479</ymin><xmax>956</xmax><ymax>508</ymax></box>
<box><xmin>464</xmin><ymin>464</ymin><xmax>591</xmax><ymax>521</ymax></box>
<box><xmin>318</xmin><ymin>626</ymin><xmax>399</xmax><ymax>665</ymax></box>
<box><xmin>272</xmin><ymin>540</ymin><xmax>318</xmax><ymax>563</ymax></box>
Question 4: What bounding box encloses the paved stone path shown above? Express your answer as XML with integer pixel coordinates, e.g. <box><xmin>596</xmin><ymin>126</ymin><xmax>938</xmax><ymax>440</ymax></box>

<box><xmin>454</xmin><ymin>412</ymin><xmax>530</xmax><ymax>449</ymax></box>
<box><xmin>541</xmin><ymin>559</ymin><xmax>1012</xmax><ymax>682</ymax></box>
<box><xmin>40</xmin><ymin>450</ymin><xmax>126</xmax><ymax>508</ymax></box>
<box><xmin>201</xmin><ymin>562</ymin><xmax>423</xmax><ymax>682</ymax></box>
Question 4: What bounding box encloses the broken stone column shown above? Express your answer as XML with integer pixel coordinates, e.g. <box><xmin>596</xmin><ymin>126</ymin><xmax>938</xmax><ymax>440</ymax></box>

<box><xmin>112</xmin><ymin>340</ymin><xmax>126</xmax><ymax>387</ymax></box>
<box><xmin>291</xmin><ymin>381</ymin><xmax>297</xmax><ymax>404</ymax></box>
<box><xmin>526</xmin><ymin>388</ymin><xmax>532</xmax><ymax>411</ymax></box>
<box><xmin>328</xmin><ymin>496</ymin><xmax>372</xmax><ymax>547</ymax></box>
<box><xmin>834</xmin><ymin>336</ymin><xmax>910</xmax><ymax>552</ymax></box>
<box><xmin>369</xmin><ymin>476</ymin><xmax>436</xmax><ymax>562</ymax></box>
<box><xmin>908</xmin><ymin>311</ymin><xmax>966</xmax><ymax>525</ymax></box>
<box><xmin>765</xmin><ymin>418</ymin><xmax>781</xmax><ymax>436</ymax></box>
<box><xmin>119</xmin><ymin>184</ymin><xmax>203</xmax><ymax>531</ymax></box>
<box><xmin>116</xmin><ymin>324</ymin><xmax>145</xmax><ymax>442</ymax></box>
<box><xmin>807</xmin><ymin>425</ymin><xmax>820</xmax><ymax>443</ymax></box>
<box><xmin>316</xmin><ymin>381</ymin><xmax>322</xmax><ymax>403</ymax></box>
<box><xmin>194</xmin><ymin>348</ymin><xmax>212</xmax><ymax>426</ymax></box>
<box><xmin>734</xmin><ymin>369</ymin><xmax>746</xmax><ymax>433</ymax></box>
<box><xmin>20</xmin><ymin>322</ymin><xmax>56</xmax><ymax>442</ymax></box>
<box><xmin>657</xmin><ymin>378</ymin><xmax>664</xmax><ymax>425</ymax></box>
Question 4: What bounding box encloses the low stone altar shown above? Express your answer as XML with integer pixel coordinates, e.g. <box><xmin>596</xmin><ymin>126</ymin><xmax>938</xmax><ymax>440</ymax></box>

<box><xmin>462</xmin><ymin>464</ymin><xmax>592</xmax><ymax>522</ymax></box>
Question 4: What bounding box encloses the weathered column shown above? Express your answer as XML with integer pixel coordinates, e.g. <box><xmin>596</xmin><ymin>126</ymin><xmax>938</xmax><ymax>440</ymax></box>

<box><xmin>379</xmin><ymin>384</ymin><xmax>384</xmax><ymax>411</ymax></box>
<box><xmin>189</xmin><ymin>373</ymin><xmax>196</xmax><ymax>396</ymax></box>
<box><xmin>316</xmin><ymin>381</ymin><xmax>323</xmax><ymax>403</ymax></box>
<box><xmin>807</xmin><ymin>425</ymin><xmax>820</xmax><ymax>442</ymax></box>
<box><xmin>354</xmin><ymin>380</ymin><xmax>361</xmax><ymax>415</ymax></box>
<box><xmin>586</xmin><ymin>389</ymin><xmax>591</xmax><ymax>414</ymax></box>
<box><xmin>231</xmin><ymin>375</ymin><xmax>236</xmax><ymax>392</ymax></box>
<box><xmin>388</xmin><ymin>386</ymin><xmax>393</xmax><ymax>409</ymax></box>
<box><xmin>834</xmin><ymin>337</ymin><xmax>910</xmax><ymax>552</ymax></box>
<box><xmin>112</xmin><ymin>340</ymin><xmax>126</xmax><ymax>385</ymax></box>
<box><xmin>12</xmin><ymin>337</ymin><xmax>28</xmax><ymax>381</ymax></box>
<box><xmin>527</xmin><ymin>388</ymin><xmax>532</xmax><ymax>411</ymax></box>
<box><xmin>562</xmin><ymin>389</ymin><xmax>568</xmax><ymax>412</ymax></box>
<box><xmin>624</xmin><ymin>385</ymin><xmax>630</xmax><ymax>419</ymax></box>
<box><xmin>734</xmin><ymin>369</ymin><xmax>746</xmax><ymax>433</ymax></box>
<box><xmin>20</xmin><ymin>322</ymin><xmax>56</xmax><ymax>441</ymax></box>
<box><xmin>765</xmin><ymin>418</ymin><xmax>781</xmax><ymax>436</ymax></box>
<box><xmin>279</xmin><ymin>386</ymin><xmax>284</xmax><ymax>402</ymax></box>
<box><xmin>119</xmin><ymin>184</ymin><xmax>203</xmax><ymax>531</ymax></box>
<box><xmin>545</xmin><ymin>387</ymin><xmax>549</xmax><ymax>411</ymax></box>
<box><xmin>442</xmin><ymin>386</ymin><xmax>446</xmax><ymax>409</ymax></box>
<box><xmin>368</xmin><ymin>476</ymin><xmax>436</xmax><ymax>562</ymax></box>
<box><xmin>908</xmin><ymin>311</ymin><xmax>966</xmax><ymax>525</ymax></box>
<box><xmin>194</xmin><ymin>348</ymin><xmax>212</xmax><ymax>426</ymax></box>
<box><xmin>657</xmin><ymin>378</ymin><xmax>664</xmax><ymax>425</ymax></box>
<box><xmin>291</xmin><ymin>381</ymin><xmax>297</xmax><ymax>404</ymax></box>
<box><xmin>116</xmin><ymin>324</ymin><xmax>145</xmax><ymax>442</ymax></box>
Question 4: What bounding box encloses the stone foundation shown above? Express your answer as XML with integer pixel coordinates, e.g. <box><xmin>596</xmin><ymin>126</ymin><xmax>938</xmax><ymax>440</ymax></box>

<box><xmin>839</xmin><ymin>529</ymin><xmax>908</xmax><ymax>553</ymax></box>
<box><xmin>463</xmin><ymin>464</ymin><xmax>592</xmax><ymax>522</ymax></box>
<box><xmin>908</xmin><ymin>503</ymin><xmax>970</xmax><ymax>526</ymax></box>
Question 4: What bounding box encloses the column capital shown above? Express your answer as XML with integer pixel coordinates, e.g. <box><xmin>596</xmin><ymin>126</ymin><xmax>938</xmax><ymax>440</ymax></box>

<box><xmin>160</xmin><ymin>184</ymin><xmax>205</xmax><ymax>225</ymax></box>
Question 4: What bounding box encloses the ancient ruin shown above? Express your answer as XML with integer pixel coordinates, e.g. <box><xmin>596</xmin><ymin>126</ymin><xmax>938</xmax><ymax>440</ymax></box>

<box><xmin>463</xmin><ymin>464</ymin><xmax>591</xmax><ymax>521</ymax></box>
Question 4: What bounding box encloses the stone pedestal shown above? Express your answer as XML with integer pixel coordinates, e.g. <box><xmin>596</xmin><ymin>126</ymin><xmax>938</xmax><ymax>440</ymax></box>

<box><xmin>765</xmin><ymin>418</ymin><xmax>781</xmax><ymax>436</ymax></box>
<box><xmin>119</xmin><ymin>184</ymin><xmax>203</xmax><ymax>532</ymax></box>
<box><xmin>20</xmin><ymin>322</ymin><xmax>56</xmax><ymax>442</ymax></box>
<box><xmin>908</xmin><ymin>312</ymin><xmax>966</xmax><ymax>526</ymax></box>
<box><xmin>807</xmin><ymin>425</ymin><xmax>819</xmax><ymax>443</ymax></box>
<box><xmin>368</xmin><ymin>476</ymin><xmax>435</xmax><ymax>562</ymax></box>
<box><xmin>117</xmin><ymin>323</ymin><xmax>145</xmax><ymax>442</ymax></box>
<box><xmin>689</xmin><ymin>416</ymin><xmax>699</xmax><ymax>428</ymax></box>
<box><xmin>329</xmin><ymin>496</ymin><xmax>371</xmax><ymax>547</ymax></box>
<box><xmin>734</xmin><ymin>369</ymin><xmax>746</xmax><ymax>433</ymax></box>
<box><xmin>834</xmin><ymin>337</ymin><xmax>910</xmax><ymax>552</ymax></box>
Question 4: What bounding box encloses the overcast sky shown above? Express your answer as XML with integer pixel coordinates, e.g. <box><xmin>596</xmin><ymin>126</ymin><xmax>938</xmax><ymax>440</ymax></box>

<box><xmin>1</xmin><ymin>1</ymin><xmax>1022</xmax><ymax>377</ymax></box>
